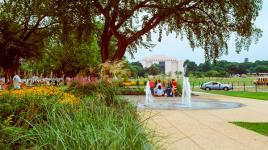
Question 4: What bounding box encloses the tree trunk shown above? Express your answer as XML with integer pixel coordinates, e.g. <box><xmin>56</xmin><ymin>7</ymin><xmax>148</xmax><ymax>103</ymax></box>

<box><xmin>112</xmin><ymin>43</ymin><xmax>127</xmax><ymax>61</ymax></box>
<box><xmin>3</xmin><ymin>57</ymin><xmax>20</xmax><ymax>83</ymax></box>
<box><xmin>100</xmin><ymin>39</ymin><xmax>110</xmax><ymax>63</ymax></box>
<box><xmin>3</xmin><ymin>68</ymin><xmax>9</xmax><ymax>83</ymax></box>
<box><xmin>100</xmin><ymin>23</ymin><xmax>112</xmax><ymax>63</ymax></box>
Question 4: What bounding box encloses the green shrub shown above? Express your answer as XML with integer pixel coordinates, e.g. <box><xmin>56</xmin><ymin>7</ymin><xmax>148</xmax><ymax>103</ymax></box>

<box><xmin>67</xmin><ymin>81</ymin><xmax>120</xmax><ymax>107</ymax></box>
<box><xmin>144</xmin><ymin>80</ymin><xmax>147</xmax><ymax>86</ymax></box>
<box><xmin>119</xmin><ymin>88</ymin><xmax>145</xmax><ymax>95</ymax></box>
<box><xmin>175</xmin><ymin>83</ymin><xmax>182</xmax><ymax>96</ymax></box>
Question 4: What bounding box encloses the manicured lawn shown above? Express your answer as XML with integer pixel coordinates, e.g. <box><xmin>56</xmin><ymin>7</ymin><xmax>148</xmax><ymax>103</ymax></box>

<box><xmin>129</xmin><ymin>77</ymin><xmax>256</xmax><ymax>86</ymax></box>
<box><xmin>203</xmin><ymin>91</ymin><xmax>268</xmax><ymax>101</ymax></box>
<box><xmin>189</xmin><ymin>77</ymin><xmax>255</xmax><ymax>86</ymax></box>
<box><xmin>232</xmin><ymin>122</ymin><xmax>268</xmax><ymax>137</ymax></box>
<box><xmin>190</xmin><ymin>77</ymin><xmax>255</xmax><ymax>83</ymax></box>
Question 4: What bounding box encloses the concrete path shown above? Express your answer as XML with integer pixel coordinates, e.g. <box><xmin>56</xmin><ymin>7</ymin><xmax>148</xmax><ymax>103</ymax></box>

<box><xmin>129</xmin><ymin>93</ymin><xmax>268</xmax><ymax>150</ymax></box>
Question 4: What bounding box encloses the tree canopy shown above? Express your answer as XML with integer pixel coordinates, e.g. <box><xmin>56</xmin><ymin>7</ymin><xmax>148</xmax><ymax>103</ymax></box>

<box><xmin>0</xmin><ymin>0</ymin><xmax>264</xmax><ymax>80</ymax></box>
<box><xmin>89</xmin><ymin>0</ymin><xmax>262</xmax><ymax>62</ymax></box>
<box><xmin>25</xmin><ymin>35</ymin><xmax>101</xmax><ymax>77</ymax></box>
<box><xmin>144</xmin><ymin>64</ymin><xmax>162</xmax><ymax>75</ymax></box>
<box><xmin>0</xmin><ymin>0</ymin><xmax>56</xmax><ymax>80</ymax></box>
<box><xmin>0</xmin><ymin>0</ymin><xmax>98</xmax><ymax>80</ymax></box>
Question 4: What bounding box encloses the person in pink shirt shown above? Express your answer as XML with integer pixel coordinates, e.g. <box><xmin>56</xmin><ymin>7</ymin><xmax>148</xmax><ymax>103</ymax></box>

<box><xmin>149</xmin><ymin>79</ymin><xmax>155</xmax><ymax>95</ymax></box>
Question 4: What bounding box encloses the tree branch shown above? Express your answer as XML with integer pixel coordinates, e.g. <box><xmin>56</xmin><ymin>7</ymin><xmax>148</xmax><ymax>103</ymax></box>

<box><xmin>93</xmin><ymin>0</ymin><xmax>106</xmax><ymax>16</ymax></box>
<box><xmin>176</xmin><ymin>0</ymin><xmax>193</xmax><ymax>8</ymax></box>
<box><xmin>103</xmin><ymin>0</ymin><xmax>114</xmax><ymax>14</ymax></box>
<box><xmin>182</xmin><ymin>19</ymin><xmax>206</xmax><ymax>24</ymax></box>
<box><xmin>127</xmin><ymin>13</ymin><xmax>165</xmax><ymax>44</ymax></box>
<box><xmin>179</xmin><ymin>0</ymin><xmax>202</xmax><ymax>11</ymax></box>
<box><xmin>115</xmin><ymin>0</ymin><xmax>152</xmax><ymax>29</ymax></box>
<box><xmin>36</xmin><ymin>21</ymin><xmax>58</xmax><ymax>30</ymax></box>
<box><xmin>23</xmin><ymin>15</ymin><xmax>46</xmax><ymax>41</ymax></box>
<box><xmin>195</xmin><ymin>7</ymin><xmax>219</xmax><ymax>27</ymax></box>
<box><xmin>20</xmin><ymin>15</ymin><xmax>31</xmax><ymax>38</ymax></box>
<box><xmin>110</xmin><ymin>0</ymin><xmax>119</xmax><ymax>26</ymax></box>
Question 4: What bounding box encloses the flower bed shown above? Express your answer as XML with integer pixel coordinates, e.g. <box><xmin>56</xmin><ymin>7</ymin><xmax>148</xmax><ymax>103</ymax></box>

<box><xmin>120</xmin><ymin>81</ymin><xmax>147</xmax><ymax>86</ymax></box>
<box><xmin>0</xmin><ymin>86</ymin><xmax>79</xmax><ymax>104</ymax></box>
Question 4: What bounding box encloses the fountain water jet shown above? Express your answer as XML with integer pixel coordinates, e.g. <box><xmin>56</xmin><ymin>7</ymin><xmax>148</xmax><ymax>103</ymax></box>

<box><xmin>181</xmin><ymin>66</ymin><xmax>192</xmax><ymax>107</ymax></box>
<box><xmin>181</xmin><ymin>76</ymin><xmax>192</xmax><ymax>107</ymax></box>
<box><xmin>144</xmin><ymin>80</ymin><xmax>154</xmax><ymax>104</ymax></box>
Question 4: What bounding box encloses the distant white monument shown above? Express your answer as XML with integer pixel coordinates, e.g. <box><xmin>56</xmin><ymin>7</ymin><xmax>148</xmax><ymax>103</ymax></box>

<box><xmin>139</xmin><ymin>55</ymin><xmax>184</xmax><ymax>77</ymax></box>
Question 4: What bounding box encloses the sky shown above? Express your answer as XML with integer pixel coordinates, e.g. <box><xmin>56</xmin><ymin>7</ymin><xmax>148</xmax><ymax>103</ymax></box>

<box><xmin>125</xmin><ymin>1</ymin><xmax>268</xmax><ymax>64</ymax></box>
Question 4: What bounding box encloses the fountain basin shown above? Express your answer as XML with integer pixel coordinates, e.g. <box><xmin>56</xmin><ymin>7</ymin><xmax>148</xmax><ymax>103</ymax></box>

<box><xmin>137</xmin><ymin>99</ymin><xmax>243</xmax><ymax>110</ymax></box>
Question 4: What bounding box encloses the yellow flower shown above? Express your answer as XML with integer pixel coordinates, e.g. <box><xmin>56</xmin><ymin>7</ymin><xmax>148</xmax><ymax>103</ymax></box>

<box><xmin>0</xmin><ymin>86</ymin><xmax>80</xmax><ymax>105</ymax></box>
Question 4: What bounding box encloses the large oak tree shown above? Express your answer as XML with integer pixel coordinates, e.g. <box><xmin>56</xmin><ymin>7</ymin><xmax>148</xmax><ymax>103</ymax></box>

<box><xmin>90</xmin><ymin>0</ymin><xmax>262</xmax><ymax>62</ymax></box>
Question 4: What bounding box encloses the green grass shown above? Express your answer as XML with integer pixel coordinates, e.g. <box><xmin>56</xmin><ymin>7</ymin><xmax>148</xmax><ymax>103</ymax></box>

<box><xmin>189</xmin><ymin>77</ymin><xmax>256</xmax><ymax>86</ymax></box>
<box><xmin>190</xmin><ymin>77</ymin><xmax>255</xmax><ymax>82</ymax></box>
<box><xmin>127</xmin><ymin>77</ymin><xmax>257</xmax><ymax>86</ymax></box>
<box><xmin>22</xmin><ymin>98</ymin><xmax>153</xmax><ymax>150</ymax></box>
<box><xmin>202</xmin><ymin>91</ymin><xmax>268</xmax><ymax>100</ymax></box>
<box><xmin>232</xmin><ymin>122</ymin><xmax>268</xmax><ymax>137</ymax></box>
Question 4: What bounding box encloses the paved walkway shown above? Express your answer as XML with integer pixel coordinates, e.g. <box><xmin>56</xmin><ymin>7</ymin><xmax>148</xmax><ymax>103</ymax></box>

<box><xmin>128</xmin><ymin>93</ymin><xmax>268</xmax><ymax>150</ymax></box>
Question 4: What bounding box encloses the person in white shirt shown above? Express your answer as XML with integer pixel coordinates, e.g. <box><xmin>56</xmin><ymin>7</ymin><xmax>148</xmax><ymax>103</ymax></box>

<box><xmin>13</xmin><ymin>74</ymin><xmax>21</xmax><ymax>89</ymax></box>
<box><xmin>155</xmin><ymin>80</ymin><xmax>162</xmax><ymax>89</ymax></box>
<box><xmin>0</xmin><ymin>80</ymin><xmax>3</xmax><ymax>90</ymax></box>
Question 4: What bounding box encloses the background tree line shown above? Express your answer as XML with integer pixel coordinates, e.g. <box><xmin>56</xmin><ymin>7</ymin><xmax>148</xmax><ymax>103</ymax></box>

<box><xmin>184</xmin><ymin>60</ymin><xmax>268</xmax><ymax>77</ymax></box>
<box><xmin>125</xmin><ymin>59</ymin><xmax>268</xmax><ymax>78</ymax></box>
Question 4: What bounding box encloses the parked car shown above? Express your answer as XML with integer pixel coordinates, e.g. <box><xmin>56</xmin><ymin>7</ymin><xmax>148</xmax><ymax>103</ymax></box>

<box><xmin>200</xmin><ymin>81</ymin><xmax>233</xmax><ymax>91</ymax></box>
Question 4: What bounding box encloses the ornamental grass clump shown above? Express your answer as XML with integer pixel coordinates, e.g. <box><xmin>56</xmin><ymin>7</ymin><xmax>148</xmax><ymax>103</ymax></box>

<box><xmin>22</xmin><ymin>98</ymin><xmax>153</xmax><ymax>150</ymax></box>
<box><xmin>0</xmin><ymin>93</ymin><xmax>65</xmax><ymax>149</ymax></box>
<box><xmin>67</xmin><ymin>81</ymin><xmax>125</xmax><ymax>107</ymax></box>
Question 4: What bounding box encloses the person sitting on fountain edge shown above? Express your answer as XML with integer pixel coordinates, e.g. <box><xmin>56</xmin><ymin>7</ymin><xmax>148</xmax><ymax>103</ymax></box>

<box><xmin>171</xmin><ymin>79</ymin><xmax>177</xmax><ymax>96</ymax></box>
<box><xmin>149</xmin><ymin>79</ymin><xmax>155</xmax><ymax>95</ymax></box>
<box><xmin>155</xmin><ymin>80</ymin><xmax>162</xmax><ymax>88</ymax></box>
<box><xmin>165</xmin><ymin>80</ymin><xmax>173</xmax><ymax>97</ymax></box>
<box><xmin>154</xmin><ymin>80</ymin><xmax>162</xmax><ymax>93</ymax></box>
<box><xmin>155</xmin><ymin>85</ymin><xmax>164</xmax><ymax>96</ymax></box>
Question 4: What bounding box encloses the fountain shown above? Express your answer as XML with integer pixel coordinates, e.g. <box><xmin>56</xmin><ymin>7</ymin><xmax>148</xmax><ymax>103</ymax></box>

<box><xmin>181</xmin><ymin>76</ymin><xmax>192</xmax><ymax>107</ymax></box>
<box><xmin>136</xmin><ymin>67</ymin><xmax>243</xmax><ymax>110</ymax></box>
<box><xmin>181</xmin><ymin>65</ymin><xmax>192</xmax><ymax>107</ymax></box>
<box><xmin>144</xmin><ymin>80</ymin><xmax>154</xmax><ymax>104</ymax></box>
